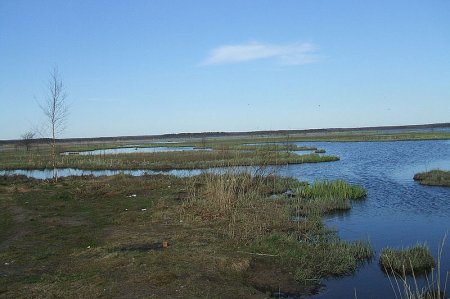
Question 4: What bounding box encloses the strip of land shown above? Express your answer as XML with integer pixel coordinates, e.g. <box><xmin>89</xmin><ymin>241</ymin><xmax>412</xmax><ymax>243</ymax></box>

<box><xmin>0</xmin><ymin>146</ymin><xmax>338</xmax><ymax>171</ymax></box>
<box><xmin>1</xmin><ymin>123</ymin><xmax>450</xmax><ymax>148</ymax></box>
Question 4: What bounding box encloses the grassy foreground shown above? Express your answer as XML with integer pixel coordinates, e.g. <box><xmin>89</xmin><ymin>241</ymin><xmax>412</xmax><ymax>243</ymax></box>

<box><xmin>414</xmin><ymin>170</ymin><xmax>450</xmax><ymax>187</ymax></box>
<box><xmin>0</xmin><ymin>173</ymin><xmax>372</xmax><ymax>298</ymax></box>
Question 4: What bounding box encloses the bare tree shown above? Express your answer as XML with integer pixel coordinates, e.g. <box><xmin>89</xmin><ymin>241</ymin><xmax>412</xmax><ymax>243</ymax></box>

<box><xmin>39</xmin><ymin>67</ymin><xmax>68</xmax><ymax>181</ymax></box>
<box><xmin>21</xmin><ymin>130</ymin><xmax>35</xmax><ymax>151</ymax></box>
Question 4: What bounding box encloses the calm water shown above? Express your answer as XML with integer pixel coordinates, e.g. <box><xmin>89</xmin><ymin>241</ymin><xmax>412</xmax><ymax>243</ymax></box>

<box><xmin>1</xmin><ymin>140</ymin><xmax>450</xmax><ymax>297</ymax></box>
<box><xmin>0</xmin><ymin>168</ymin><xmax>201</xmax><ymax>179</ymax></box>
<box><xmin>277</xmin><ymin>140</ymin><xmax>450</xmax><ymax>298</ymax></box>
<box><xmin>61</xmin><ymin>146</ymin><xmax>206</xmax><ymax>155</ymax></box>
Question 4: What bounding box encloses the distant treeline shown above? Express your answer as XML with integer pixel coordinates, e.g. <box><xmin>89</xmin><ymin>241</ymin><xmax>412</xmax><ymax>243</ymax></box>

<box><xmin>2</xmin><ymin>122</ymin><xmax>449</xmax><ymax>145</ymax></box>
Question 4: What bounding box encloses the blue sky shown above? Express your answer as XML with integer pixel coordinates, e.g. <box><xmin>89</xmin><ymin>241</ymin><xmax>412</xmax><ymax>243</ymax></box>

<box><xmin>0</xmin><ymin>0</ymin><xmax>449</xmax><ymax>139</ymax></box>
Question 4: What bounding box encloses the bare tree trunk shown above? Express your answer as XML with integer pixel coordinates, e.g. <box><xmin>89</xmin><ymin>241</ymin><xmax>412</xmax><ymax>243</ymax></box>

<box><xmin>39</xmin><ymin>66</ymin><xmax>68</xmax><ymax>183</ymax></box>
<box><xmin>52</xmin><ymin>129</ymin><xmax>57</xmax><ymax>182</ymax></box>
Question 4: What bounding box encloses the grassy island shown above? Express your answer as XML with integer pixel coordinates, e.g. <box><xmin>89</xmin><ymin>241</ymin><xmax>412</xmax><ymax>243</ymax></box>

<box><xmin>0</xmin><ymin>144</ymin><xmax>339</xmax><ymax>171</ymax></box>
<box><xmin>413</xmin><ymin>170</ymin><xmax>450</xmax><ymax>187</ymax></box>
<box><xmin>380</xmin><ymin>244</ymin><xmax>435</xmax><ymax>275</ymax></box>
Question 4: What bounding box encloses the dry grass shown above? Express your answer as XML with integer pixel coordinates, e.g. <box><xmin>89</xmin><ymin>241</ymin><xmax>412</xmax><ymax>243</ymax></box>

<box><xmin>182</xmin><ymin>172</ymin><xmax>297</xmax><ymax>243</ymax></box>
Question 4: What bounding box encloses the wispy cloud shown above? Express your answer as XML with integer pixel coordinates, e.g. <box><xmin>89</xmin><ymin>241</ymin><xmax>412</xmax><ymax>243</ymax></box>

<box><xmin>201</xmin><ymin>41</ymin><xmax>319</xmax><ymax>66</ymax></box>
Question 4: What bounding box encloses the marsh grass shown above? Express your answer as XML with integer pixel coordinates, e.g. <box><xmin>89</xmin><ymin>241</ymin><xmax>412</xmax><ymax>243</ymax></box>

<box><xmin>180</xmin><ymin>130</ymin><xmax>450</xmax><ymax>145</ymax></box>
<box><xmin>414</xmin><ymin>170</ymin><xmax>450</xmax><ymax>187</ymax></box>
<box><xmin>183</xmin><ymin>171</ymin><xmax>297</xmax><ymax>242</ymax></box>
<box><xmin>247</xmin><ymin>233</ymin><xmax>373</xmax><ymax>283</ymax></box>
<box><xmin>228</xmin><ymin>144</ymin><xmax>317</xmax><ymax>152</ymax></box>
<box><xmin>0</xmin><ymin>145</ymin><xmax>339</xmax><ymax>171</ymax></box>
<box><xmin>295</xmin><ymin>180</ymin><xmax>367</xmax><ymax>215</ymax></box>
<box><xmin>380</xmin><ymin>244</ymin><xmax>436</xmax><ymax>275</ymax></box>
<box><xmin>384</xmin><ymin>237</ymin><xmax>448</xmax><ymax>299</ymax></box>
<box><xmin>182</xmin><ymin>171</ymin><xmax>374</xmax><ymax>283</ymax></box>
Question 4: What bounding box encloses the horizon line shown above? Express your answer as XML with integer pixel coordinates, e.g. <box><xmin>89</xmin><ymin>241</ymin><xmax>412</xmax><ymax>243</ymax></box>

<box><xmin>1</xmin><ymin>122</ymin><xmax>449</xmax><ymax>143</ymax></box>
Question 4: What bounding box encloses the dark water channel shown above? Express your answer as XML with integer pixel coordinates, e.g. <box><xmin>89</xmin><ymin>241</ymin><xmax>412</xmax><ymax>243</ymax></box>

<box><xmin>1</xmin><ymin>140</ymin><xmax>449</xmax><ymax>297</ymax></box>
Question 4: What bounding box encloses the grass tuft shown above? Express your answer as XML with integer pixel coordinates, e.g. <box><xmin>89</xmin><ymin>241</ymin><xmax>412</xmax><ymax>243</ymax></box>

<box><xmin>384</xmin><ymin>236</ymin><xmax>448</xmax><ymax>299</ymax></box>
<box><xmin>295</xmin><ymin>180</ymin><xmax>367</xmax><ymax>215</ymax></box>
<box><xmin>380</xmin><ymin>244</ymin><xmax>436</xmax><ymax>275</ymax></box>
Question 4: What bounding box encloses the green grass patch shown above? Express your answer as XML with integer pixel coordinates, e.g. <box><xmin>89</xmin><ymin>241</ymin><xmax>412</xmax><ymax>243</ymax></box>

<box><xmin>295</xmin><ymin>180</ymin><xmax>367</xmax><ymax>215</ymax></box>
<box><xmin>380</xmin><ymin>244</ymin><xmax>436</xmax><ymax>275</ymax></box>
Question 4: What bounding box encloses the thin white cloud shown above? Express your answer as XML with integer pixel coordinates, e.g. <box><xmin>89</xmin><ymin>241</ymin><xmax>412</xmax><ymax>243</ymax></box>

<box><xmin>201</xmin><ymin>41</ymin><xmax>319</xmax><ymax>66</ymax></box>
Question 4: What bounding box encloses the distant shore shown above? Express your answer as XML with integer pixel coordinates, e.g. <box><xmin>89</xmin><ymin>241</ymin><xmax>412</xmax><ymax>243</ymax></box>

<box><xmin>1</xmin><ymin>122</ymin><xmax>449</xmax><ymax>145</ymax></box>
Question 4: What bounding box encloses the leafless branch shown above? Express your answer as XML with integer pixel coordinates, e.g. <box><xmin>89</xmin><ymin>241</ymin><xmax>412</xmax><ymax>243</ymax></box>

<box><xmin>38</xmin><ymin>66</ymin><xmax>69</xmax><ymax>181</ymax></box>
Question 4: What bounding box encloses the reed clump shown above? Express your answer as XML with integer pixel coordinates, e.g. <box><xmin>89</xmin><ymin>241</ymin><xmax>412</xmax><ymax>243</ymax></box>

<box><xmin>380</xmin><ymin>244</ymin><xmax>436</xmax><ymax>275</ymax></box>
<box><xmin>384</xmin><ymin>236</ymin><xmax>448</xmax><ymax>299</ymax></box>
<box><xmin>183</xmin><ymin>172</ymin><xmax>298</xmax><ymax>242</ymax></box>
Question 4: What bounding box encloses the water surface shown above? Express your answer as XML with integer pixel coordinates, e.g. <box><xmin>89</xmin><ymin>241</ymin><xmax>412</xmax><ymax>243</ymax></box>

<box><xmin>277</xmin><ymin>140</ymin><xmax>450</xmax><ymax>298</ymax></box>
<box><xmin>0</xmin><ymin>168</ymin><xmax>201</xmax><ymax>179</ymax></box>
<box><xmin>61</xmin><ymin>146</ymin><xmax>206</xmax><ymax>155</ymax></box>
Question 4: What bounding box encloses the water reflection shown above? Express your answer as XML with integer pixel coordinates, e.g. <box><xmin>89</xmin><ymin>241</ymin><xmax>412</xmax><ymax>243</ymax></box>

<box><xmin>61</xmin><ymin>146</ymin><xmax>208</xmax><ymax>155</ymax></box>
<box><xmin>0</xmin><ymin>168</ymin><xmax>202</xmax><ymax>179</ymax></box>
